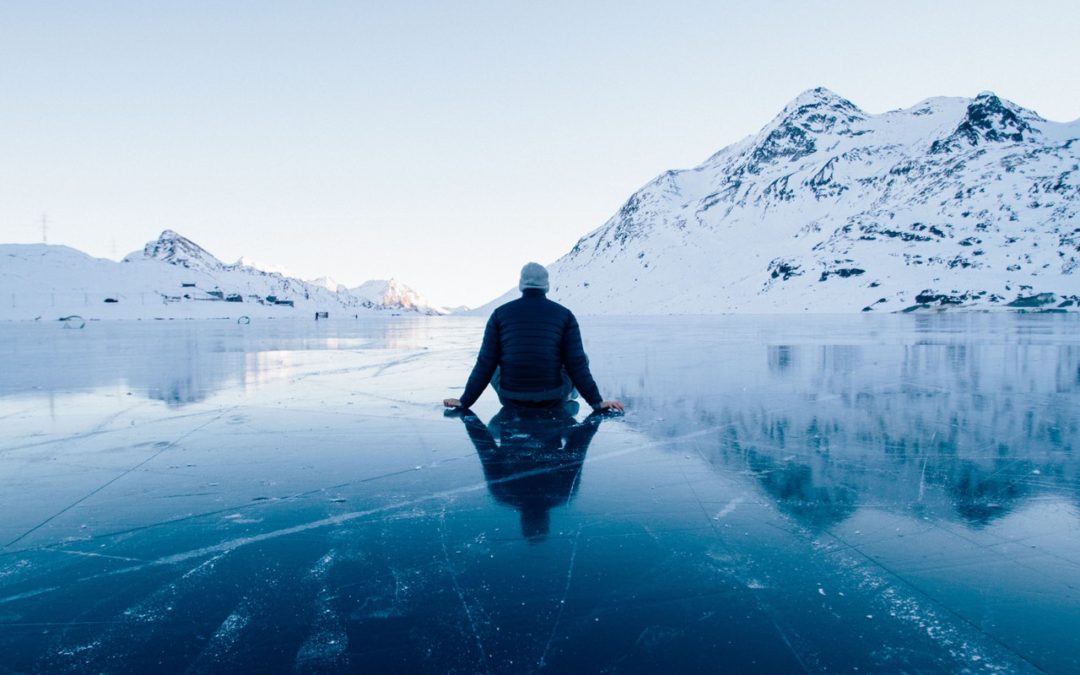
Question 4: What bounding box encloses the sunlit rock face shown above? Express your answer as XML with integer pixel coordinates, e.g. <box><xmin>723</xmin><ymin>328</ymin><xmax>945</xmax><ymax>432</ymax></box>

<box><xmin>480</xmin><ymin>88</ymin><xmax>1080</xmax><ymax>315</ymax></box>
<box><xmin>350</xmin><ymin>279</ymin><xmax>447</xmax><ymax>315</ymax></box>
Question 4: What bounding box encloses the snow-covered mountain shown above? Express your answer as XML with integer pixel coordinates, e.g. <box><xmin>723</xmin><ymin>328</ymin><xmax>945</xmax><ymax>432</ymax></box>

<box><xmin>481</xmin><ymin>89</ymin><xmax>1080</xmax><ymax>314</ymax></box>
<box><xmin>0</xmin><ymin>230</ymin><xmax>445</xmax><ymax>320</ymax></box>
<box><xmin>307</xmin><ymin>276</ymin><xmax>350</xmax><ymax>293</ymax></box>
<box><xmin>350</xmin><ymin>279</ymin><xmax>447</xmax><ymax>315</ymax></box>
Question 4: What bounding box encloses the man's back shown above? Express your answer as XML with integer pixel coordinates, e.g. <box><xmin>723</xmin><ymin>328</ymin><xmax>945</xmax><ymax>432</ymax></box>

<box><xmin>491</xmin><ymin>291</ymin><xmax>577</xmax><ymax>396</ymax></box>
<box><xmin>458</xmin><ymin>289</ymin><xmax>601</xmax><ymax>408</ymax></box>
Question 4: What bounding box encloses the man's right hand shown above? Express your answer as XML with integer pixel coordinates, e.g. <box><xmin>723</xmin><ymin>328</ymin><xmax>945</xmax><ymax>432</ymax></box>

<box><xmin>598</xmin><ymin>400</ymin><xmax>624</xmax><ymax>412</ymax></box>
<box><xmin>443</xmin><ymin>398</ymin><xmax>463</xmax><ymax>408</ymax></box>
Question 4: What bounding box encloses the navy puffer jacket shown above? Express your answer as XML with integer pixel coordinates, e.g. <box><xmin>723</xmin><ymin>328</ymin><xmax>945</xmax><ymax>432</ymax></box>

<box><xmin>459</xmin><ymin>289</ymin><xmax>603</xmax><ymax>409</ymax></box>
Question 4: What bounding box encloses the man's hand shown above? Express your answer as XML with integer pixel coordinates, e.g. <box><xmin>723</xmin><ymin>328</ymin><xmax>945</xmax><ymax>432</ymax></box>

<box><xmin>443</xmin><ymin>398</ymin><xmax>463</xmax><ymax>408</ymax></box>
<box><xmin>598</xmin><ymin>400</ymin><xmax>624</xmax><ymax>412</ymax></box>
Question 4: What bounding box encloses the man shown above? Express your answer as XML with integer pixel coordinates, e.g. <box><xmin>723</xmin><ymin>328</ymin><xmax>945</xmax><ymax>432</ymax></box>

<box><xmin>443</xmin><ymin>262</ymin><xmax>624</xmax><ymax>413</ymax></box>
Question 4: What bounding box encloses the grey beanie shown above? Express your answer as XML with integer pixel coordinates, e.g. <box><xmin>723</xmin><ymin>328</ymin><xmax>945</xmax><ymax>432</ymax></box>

<box><xmin>519</xmin><ymin>262</ymin><xmax>549</xmax><ymax>292</ymax></box>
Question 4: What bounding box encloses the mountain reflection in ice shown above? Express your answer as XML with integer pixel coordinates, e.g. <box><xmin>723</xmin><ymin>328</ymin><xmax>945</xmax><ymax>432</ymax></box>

<box><xmin>0</xmin><ymin>318</ymin><xmax>443</xmax><ymax>406</ymax></box>
<box><xmin>584</xmin><ymin>314</ymin><xmax>1080</xmax><ymax>532</ymax></box>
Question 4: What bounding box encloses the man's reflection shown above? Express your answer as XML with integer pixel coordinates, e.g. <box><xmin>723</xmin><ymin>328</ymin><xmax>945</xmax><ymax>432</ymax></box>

<box><xmin>448</xmin><ymin>403</ymin><xmax>607</xmax><ymax>542</ymax></box>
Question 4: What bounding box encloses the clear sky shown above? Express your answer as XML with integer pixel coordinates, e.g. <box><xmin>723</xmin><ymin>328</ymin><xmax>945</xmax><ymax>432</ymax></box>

<box><xmin>2</xmin><ymin>1</ymin><xmax>1078</xmax><ymax>308</ymax></box>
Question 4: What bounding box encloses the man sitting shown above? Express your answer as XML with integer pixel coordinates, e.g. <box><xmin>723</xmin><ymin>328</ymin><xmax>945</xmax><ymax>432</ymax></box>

<box><xmin>444</xmin><ymin>262</ymin><xmax>624</xmax><ymax>413</ymax></box>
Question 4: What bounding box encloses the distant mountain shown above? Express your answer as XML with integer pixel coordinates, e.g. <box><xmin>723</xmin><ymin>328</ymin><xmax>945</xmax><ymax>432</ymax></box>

<box><xmin>0</xmin><ymin>230</ymin><xmax>446</xmax><ymax>320</ymax></box>
<box><xmin>350</xmin><ymin>279</ymin><xmax>447</xmax><ymax>315</ymax></box>
<box><xmin>306</xmin><ymin>276</ymin><xmax>349</xmax><ymax>293</ymax></box>
<box><xmin>132</xmin><ymin>229</ymin><xmax>226</xmax><ymax>273</ymax></box>
<box><xmin>480</xmin><ymin>89</ymin><xmax>1079</xmax><ymax>314</ymax></box>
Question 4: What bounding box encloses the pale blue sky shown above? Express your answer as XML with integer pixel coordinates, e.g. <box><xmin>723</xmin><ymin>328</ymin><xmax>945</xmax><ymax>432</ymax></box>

<box><xmin>3</xmin><ymin>1</ymin><xmax>1078</xmax><ymax>307</ymax></box>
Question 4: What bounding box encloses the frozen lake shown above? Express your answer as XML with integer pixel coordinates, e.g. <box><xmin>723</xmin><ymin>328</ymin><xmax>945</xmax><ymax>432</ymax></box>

<box><xmin>1</xmin><ymin>314</ymin><xmax>1078</xmax><ymax>673</ymax></box>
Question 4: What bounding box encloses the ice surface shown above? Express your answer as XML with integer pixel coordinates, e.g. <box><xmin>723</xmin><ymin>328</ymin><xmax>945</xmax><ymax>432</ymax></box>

<box><xmin>1</xmin><ymin>315</ymin><xmax>1078</xmax><ymax>672</ymax></box>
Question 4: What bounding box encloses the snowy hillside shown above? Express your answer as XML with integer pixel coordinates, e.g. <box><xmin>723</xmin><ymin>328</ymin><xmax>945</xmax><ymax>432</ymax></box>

<box><xmin>0</xmin><ymin>230</ymin><xmax>445</xmax><ymax>320</ymax></box>
<box><xmin>482</xmin><ymin>89</ymin><xmax>1080</xmax><ymax>314</ymax></box>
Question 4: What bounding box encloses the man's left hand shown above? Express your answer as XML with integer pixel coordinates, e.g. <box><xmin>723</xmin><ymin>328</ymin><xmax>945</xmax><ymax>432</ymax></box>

<box><xmin>443</xmin><ymin>398</ymin><xmax>463</xmax><ymax>408</ymax></box>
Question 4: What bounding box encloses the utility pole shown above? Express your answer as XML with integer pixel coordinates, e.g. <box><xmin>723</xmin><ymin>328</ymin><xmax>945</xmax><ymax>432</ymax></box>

<box><xmin>41</xmin><ymin>213</ymin><xmax>48</xmax><ymax>244</ymax></box>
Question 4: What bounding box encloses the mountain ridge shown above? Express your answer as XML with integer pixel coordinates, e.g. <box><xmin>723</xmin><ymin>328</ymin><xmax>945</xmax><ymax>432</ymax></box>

<box><xmin>478</xmin><ymin>88</ymin><xmax>1080</xmax><ymax>314</ymax></box>
<box><xmin>1</xmin><ymin>230</ymin><xmax>446</xmax><ymax>320</ymax></box>
<box><xmin>350</xmin><ymin>279</ymin><xmax>445</xmax><ymax>314</ymax></box>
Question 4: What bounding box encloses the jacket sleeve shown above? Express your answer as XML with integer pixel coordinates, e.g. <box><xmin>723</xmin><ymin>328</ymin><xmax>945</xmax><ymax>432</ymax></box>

<box><xmin>459</xmin><ymin>314</ymin><xmax>500</xmax><ymax>408</ymax></box>
<box><xmin>561</xmin><ymin>312</ymin><xmax>603</xmax><ymax>408</ymax></box>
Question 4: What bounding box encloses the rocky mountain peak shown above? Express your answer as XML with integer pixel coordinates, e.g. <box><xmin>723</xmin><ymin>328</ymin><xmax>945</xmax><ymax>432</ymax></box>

<box><xmin>931</xmin><ymin>92</ymin><xmax>1037</xmax><ymax>153</ymax></box>
<box><xmin>783</xmin><ymin>86</ymin><xmax>861</xmax><ymax>112</ymax></box>
<box><xmin>742</xmin><ymin>87</ymin><xmax>867</xmax><ymax>175</ymax></box>
<box><xmin>774</xmin><ymin>87</ymin><xmax>866</xmax><ymax>131</ymax></box>
<box><xmin>125</xmin><ymin>230</ymin><xmax>225</xmax><ymax>272</ymax></box>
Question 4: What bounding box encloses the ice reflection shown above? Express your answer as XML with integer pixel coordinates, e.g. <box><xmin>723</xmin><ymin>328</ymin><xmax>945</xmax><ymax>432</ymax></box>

<box><xmin>449</xmin><ymin>404</ymin><xmax>604</xmax><ymax>541</ymax></box>
<box><xmin>1</xmin><ymin>314</ymin><xmax>1078</xmax><ymax>673</ymax></box>
<box><xmin>242</xmin><ymin>351</ymin><xmax>295</xmax><ymax>390</ymax></box>
<box><xmin>766</xmin><ymin>344</ymin><xmax>795</xmax><ymax>374</ymax></box>
<box><xmin>592</xmin><ymin>315</ymin><xmax>1080</xmax><ymax>532</ymax></box>
<box><xmin>0</xmin><ymin>318</ymin><xmax>441</xmax><ymax>406</ymax></box>
<box><xmin>948</xmin><ymin>460</ymin><xmax>1028</xmax><ymax>527</ymax></box>
<box><xmin>746</xmin><ymin>449</ymin><xmax>857</xmax><ymax>529</ymax></box>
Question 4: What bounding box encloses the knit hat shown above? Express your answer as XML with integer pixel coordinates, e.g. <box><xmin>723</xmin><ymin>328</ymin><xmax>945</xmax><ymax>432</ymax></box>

<box><xmin>519</xmin><ymin>262</ymin><xmax>549</xmax><ymax>292</ymax></box>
